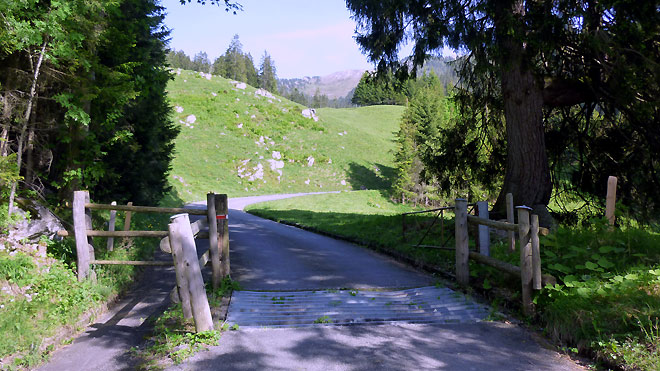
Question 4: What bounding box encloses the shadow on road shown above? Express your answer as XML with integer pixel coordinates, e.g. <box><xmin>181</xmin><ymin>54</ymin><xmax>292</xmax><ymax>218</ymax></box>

<box><xmin>168</xmin><ymin>322</ymin><xmax>581</xmax><ymax>371</ymax></box>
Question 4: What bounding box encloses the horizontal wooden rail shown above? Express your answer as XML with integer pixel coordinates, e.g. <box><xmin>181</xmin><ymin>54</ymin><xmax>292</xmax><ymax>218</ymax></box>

<box><xmin>413</xmin><ymin>244</ymin><xmax>453</xmax><ymax>250</ymax></box>
<box><xmin>90</xmin><ymin>260</ymin><xmax>173</xmax><ymax>266</ymax></box>
<box><xmin>467</xmin><ymin>214</ymin><xmax>550</xmax><ymax>236</ymax></box>
<box><xmin>58</xmin><ymin>230</ymin><xmax>168</xmax><ymax>238</ymax></box>
<box><xmin>90</xmin><ymin>230</ymin><xmax>169</xmax><ymax>237</ymax></box>
<box><xmin>160</xmin><ymin>218</ymin><xmax>209</xmax><ymax>253</ymax></box>
<box><xmin>83</xmin><ymin>203</ymin><xmax>207</xmax><ymax>215</ymax></box>
<box><xmin>402</xmin><ymin>206</ymin><xmax>455</xmax><ymax>216</ymax></box>
<box><xmin>467</xmin><ymin>215</ymin><xmax>518</xmax><ymax>231</ymax></box>
<box><xmin>468</xmin><ymin>251</ymin><xmax>556</xmax><ymax>286</ymax></box>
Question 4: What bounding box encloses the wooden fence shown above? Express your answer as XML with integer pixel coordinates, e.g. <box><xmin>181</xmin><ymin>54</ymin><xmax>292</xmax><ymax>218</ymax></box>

<box><xmin>401</xmin><ymin>194</ymin><xmax>555</xmax><ymax>316</ymax></box>
<box><xmin>58</xmin><ymin>190</ymin><xmax>230</xmax><ymax>332</ymax></box>
<box><xmin>454</xmin><ymin>195</ymin><xmax>555</xmax><ymax>316</ymax></box>
<box><xmin>401</xmin><ymin>204</ymin><xmax>476</xmax><ymax>250</ymax></box>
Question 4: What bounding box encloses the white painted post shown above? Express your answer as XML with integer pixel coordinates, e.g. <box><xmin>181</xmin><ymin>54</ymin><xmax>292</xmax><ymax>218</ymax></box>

<box><xmin>477</xmin><ymin>201</ymin><xmax>490</xmax><ymax>256</ymax></box>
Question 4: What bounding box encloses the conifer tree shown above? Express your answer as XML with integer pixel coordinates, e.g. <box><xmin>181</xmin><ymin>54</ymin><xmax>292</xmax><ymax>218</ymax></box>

<box><xmin>258</xmin><ymin>51</ymin><xmax>278</xmax><ymax>93</ymax></box>
<box><xmin>89</xmin><ymin>0</ymin><xmax>178</xmax><ymax>204</ymax></box>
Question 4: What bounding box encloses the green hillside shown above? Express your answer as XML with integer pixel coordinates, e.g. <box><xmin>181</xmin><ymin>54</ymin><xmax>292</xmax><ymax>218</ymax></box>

<box><xmin>167</xmin><ymin>69</ymin><xmax>404</xmax><ymax>201</ymax></box>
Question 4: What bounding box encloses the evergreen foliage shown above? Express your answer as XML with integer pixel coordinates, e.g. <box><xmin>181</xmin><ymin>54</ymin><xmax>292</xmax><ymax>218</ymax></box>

<box><xmin>92</xmin><ymin>0</ymin><xmax>179</xmax><ymax>205</ymax></box>
<box><xmin>393</xmin><ymin>73</ymin><xmax>458</xmax><ymax>205</ymax></box>
<box><xmin>210</xmin><ymin>35</ymin><xmax>267</xmax><ymax>88</ymax></box>
<box><xmin>167</xmin><ymin>49</ymin><xmax>194</xmax><ymax>70</ymax></box>
<box><xmin>191</xmin><ymin>51</ymin><xmax>212</xmax><ymax>73</ymax></box>
<box><xmin>351</xmin><ymin>71</ymin><xmax>406</xmax><ymax>106</ymax></box>
<box><xmin>0</xmin><ymin>0</ymin><xmax>177</xmax><ymax>206</ymax></box>
<box><xmin>348</xmin><ymin>0</ymin><xmax>660</xmax><ymax>221</ymax></box>
<box><xmin>258</xmin><ymin>51</ymin><xmax>278</xmax><ymax>93</ymax></box>
<box><xmin>215</xmin><ymin>34</ymin><xmax>248</xmax><ymax>81</ymax></box>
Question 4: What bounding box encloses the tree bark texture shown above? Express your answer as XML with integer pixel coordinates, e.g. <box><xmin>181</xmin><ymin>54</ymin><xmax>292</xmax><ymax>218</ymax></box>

<box><xmin>493</xmin><ymin>1</ymin><xmax>552</xmax><ymax>222</ymax></box>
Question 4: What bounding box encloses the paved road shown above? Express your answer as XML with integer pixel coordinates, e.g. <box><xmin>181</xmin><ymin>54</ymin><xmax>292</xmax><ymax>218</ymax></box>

<box><xmin>227</xmin><ymin>209</ymin><xmax>432</xmax><ymax>290</ymax></box>
<box><xmin>168</xmin><ymin>322</ymin><xmax>580</xmax><ymax>371</ymax></box>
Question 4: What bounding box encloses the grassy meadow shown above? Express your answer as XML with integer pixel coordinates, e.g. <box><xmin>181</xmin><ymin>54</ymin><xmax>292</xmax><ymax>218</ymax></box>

<box><xmin>167</xmin><ymin>69</ymin><xmax>403</xmax><ymax>202</ymax></box>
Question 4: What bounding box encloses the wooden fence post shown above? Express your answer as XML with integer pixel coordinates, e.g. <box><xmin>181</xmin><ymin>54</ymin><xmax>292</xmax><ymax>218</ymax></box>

<box><xmin>506</xmin><ymin>193</ymin><xmax>515</xmax><ymax>252</ymax></box>
<box><xmin>74</xmin><ymin>191</ymin><xmax>94</xmax><ymax>281</ymax></box>
<box><xmin>477</xmin><ymin>201</ymin><xmax>490</xmax><ymax>256</ymax></box>
<box><xmin>122</xmin><ymin>201</ymin><xmax>133</xmax><ymax>246</ymax></box>
<box><xmin>172</xmin><ymin>214</ymin><xmax>214</xmax><ymax>332</ymax></box>
<box><xmin>107</xmin><ymin>201</ymin><xmax>117</xmax><ymax>251</ymax></box>
<box><xmin>606</xmin><ymin>176</ymin><xmax>617</xmax><ymax>226</ymax></box>
<box><xmin>517</xmin><ymin>206</ymin><xmax>534</xmax><ymax>316</ymax></box>
<box><xmin>455</xmin><ymin>198</ymin><xmax>469</xmax><ymax>286</ymax></box>
<box><xmin>168</xmin><ymin>216</ymin><xmax>193</xmax><ymax>320</ymax></box>
<box><xmin>217</xmin><ymin>194</ymin><xmax>230</xmax><ymax>277</ymax></box>
<box><xmin>207</xmin><ymin>193</ymin><xmax>222</xmax><ymax>290</ymax></box>
<box><xmin>531</xmin><ymin>214</ymin><xmax>542</xmax><ymax>290</ymax></box>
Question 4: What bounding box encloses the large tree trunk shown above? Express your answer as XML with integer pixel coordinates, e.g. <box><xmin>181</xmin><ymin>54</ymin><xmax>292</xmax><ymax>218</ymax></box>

<box><xmin>492</xmin><ymin>1</ymin><xmax>553</xmax><ymax>225</ymax></box>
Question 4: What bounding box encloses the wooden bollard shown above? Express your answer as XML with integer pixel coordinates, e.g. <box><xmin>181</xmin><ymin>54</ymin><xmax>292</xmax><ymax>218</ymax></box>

<box><xmin>107</xmin><ymin>201</ymin><xmax>117</xmax><ymax>251</ymax></box>
<box><xmin>517</xmin><ymin>206</ymin><xmax>534</xmax><ymax>316</ymax></box>
<box><xmin>477</xmin><ymin>201</ymin><xmax>490</xmax><ymax>256</ymax></box>
<box><xmin>73</xmin><ymin>191</ymin><xmax>95</xmax><ymax>281</ymax></box>
<box><xmin>531</xmin><ymin>214</ymin><xmax>542</xmax><ymax>290</ymax></box>
<box><xmin>455</xmin><ymin>198</ymin><xmax>469</xmax><ymax>287</ymax></box>
<box><xmin>506</xmin><ymin>193</ymin><xmax>515</xmax><ymax>252</ymax></box>
<box><xmin>605</xmin><ymin>176</ymin><xmax>617</xmax><ymax>226</ymax></box>
<box><xmin>217</xmin><ymin>194</ymin><xmax>230</xmax><ymax>277</ymax></box>
<box><xmin>171</xmin><ymin>214</ymin><xmax>214</xmax><ymax>332</ymax></box>
<box><xmin>122</xmin><ymin>201</ymin><xmax>133</xmax><ymax>246</ymax></box>
<box><xmin>207</xmin><ymin>193</ymin><xmax>222</xmax><ymax>290</ymax></box>
<box><xmin>168</xmin><ymin>217</ymin><xmax>193</xmax><ymax>320</ymax></box>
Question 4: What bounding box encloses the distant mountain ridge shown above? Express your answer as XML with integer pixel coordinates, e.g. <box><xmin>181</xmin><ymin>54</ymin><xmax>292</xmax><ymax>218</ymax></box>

<box><xmin>278</xmin><ymin>69</ymin><xmax>365</xmax><ymax>100</ymax></box>
<box><xmin>277</xmin><ymin>57</ymin><xmax>457</xmax><ymax>107</ymax></box>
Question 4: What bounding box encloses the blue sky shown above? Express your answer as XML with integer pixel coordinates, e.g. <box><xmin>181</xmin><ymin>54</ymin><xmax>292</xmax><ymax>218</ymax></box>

<box><xmin>161</xmin><ymin>0</ymin><xmax>405</xmax><ymax>78</ymax></box>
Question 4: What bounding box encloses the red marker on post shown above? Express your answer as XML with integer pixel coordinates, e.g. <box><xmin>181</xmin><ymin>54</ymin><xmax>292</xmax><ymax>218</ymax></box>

<box><xmin>216</xmin><ymin>214</ymin><xmax>228</xmax><ymax>220</ymax></box>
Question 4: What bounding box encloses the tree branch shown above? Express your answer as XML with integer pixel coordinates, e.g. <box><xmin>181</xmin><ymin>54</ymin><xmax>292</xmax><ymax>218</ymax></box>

<box><xmin>542</xmin><ymin>78</ymin><xmax>596</xmax><ymax>107</ymax></box>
